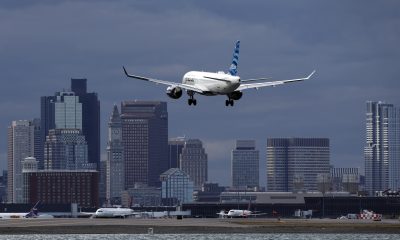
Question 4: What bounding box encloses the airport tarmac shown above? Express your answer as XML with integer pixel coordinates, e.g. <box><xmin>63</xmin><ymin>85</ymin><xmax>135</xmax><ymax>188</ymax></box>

<box><xmin>1</xmin><ymin>218</ymin><xmax>400</xmax><ymax>234</ymax></box>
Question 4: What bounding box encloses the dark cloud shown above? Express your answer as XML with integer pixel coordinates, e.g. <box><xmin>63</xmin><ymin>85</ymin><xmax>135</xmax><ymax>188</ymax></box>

<box><xmin>0</xmin><ymin>0</ymin><xmax>399</xmax><ymax>186</ymax></box>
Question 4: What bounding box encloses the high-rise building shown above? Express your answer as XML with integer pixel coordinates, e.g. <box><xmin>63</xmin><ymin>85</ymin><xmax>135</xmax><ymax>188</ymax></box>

<box><xmin>32</xmin><ymin>118</ymin><xmax>42</xmax><ymax>166</ymax></box>
<box><xmin>71</xmin><ymin>79</ymin><xmax>100</xmax><ymax>170</ymax></box>
<box><xmin>40</xmin><ymin>96</ymin><xmax>56</xmax><ymax>169</ymax></box>
<box><xmin>7</xmin><ymin>120</ymin><xmax>35</xmax><ymax>203</ymax></box>
<box><xmin>98</xmin><ymin>160</ymin><xmax>107</xmax><ymax>205</ymax></box>
<box><xmin>40</xmin><ymin>91</ymin><xmax>82</xmax><ymax>169</ymax></box>
<box><xmin>121</xmin><ymin>101</ymin><xmax>168</xmax><ymax>188</ymax></box>
<box><xmin>180</xmin><ymin>139</ymin><xmax>208</xmax><ymax>189</ymax></box>
<box><xmin>44</xmin><ymin>129</ymin><xmax>91</xmax><ymax>170</ymax></box>
<box><xmin>365</xmin><ymin>101</ymin><xmax>400</xmax><ymax>195</ymax></box>
<box><xmin>231</xmin><ymin>140</ymin><xmax>259</xmax><ymax>189</ymax></box>
<box><xmin>168</xmin><ymin>137</ymin><xmax>186</xmax><ymax>169</ymax></box>
<box><xmin>106</xmin><ymin>105</ymin><xmax>125</xmax><ymax>204</ymax></box>
<box><xmin>161</xmin><ymin>168</ymin><xmax>193</xmax><ymax>205</ymax></box>
<box><xmin>267</xmin><ymin>138</ymin><xmax>330</xmax><ymax>192</ymax></box>
<box><xmin>54</xmin><ymin>91</ymin><xmax>82</xmax><ymax>130</ymax></box>
<box><xmin>40</xmin><ymin>79</ymin><xmax>100</xmax><ymax>170</ymax></box>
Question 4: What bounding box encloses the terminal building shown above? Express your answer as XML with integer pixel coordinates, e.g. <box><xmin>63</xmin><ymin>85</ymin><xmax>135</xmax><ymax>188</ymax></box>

<box><xmin>183</xmin><ymin>191</ymin><xmax>400</xmax><ymax>218</ymax></box>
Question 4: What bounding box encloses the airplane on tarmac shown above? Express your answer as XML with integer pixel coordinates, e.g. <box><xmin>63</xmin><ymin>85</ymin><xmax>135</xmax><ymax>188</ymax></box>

<box><xmin>123</xmin><ymin>40</ymin><xmax>315</xmax><ymax>106</ymax></box>
<box><xmin>0</xmin><ymin>201</ymin><xmax>54</xmax><ymax>219</ymax></box>
<box><xmin>217</xmin><ymin>209</ymin><xmax>267</xmax><ymax>218</ymax></box>
<box><xmin>91</xmin><ymin>207</ymin><xmax>140</xmax><ymax>218</ymax></box>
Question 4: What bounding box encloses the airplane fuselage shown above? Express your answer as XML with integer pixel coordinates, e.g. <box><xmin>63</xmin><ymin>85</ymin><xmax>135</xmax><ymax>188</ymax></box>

<box><xmin>227</xmin><ymin>209</ymin><xmax>252</xmax><ymax>217</ymax></box>
<box><xmin>182</xmin><ymin>71</ymin><xmax>240</xmax><ymax>95</ymax></box>
<box><xmin>95</xmin><ymin>207</ymin><xmax>136</xmax><ymax>218</ymax></box>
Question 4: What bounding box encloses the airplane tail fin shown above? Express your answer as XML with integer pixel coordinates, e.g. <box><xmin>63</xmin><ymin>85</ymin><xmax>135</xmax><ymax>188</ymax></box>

<box><xmin>25</xmin><ymin>201</ymin><xmax>40</xmax><ymax>218</ymax></box>
<box><xmin>228</xmin><ymin>40</ymin><xmax>240</xmax><ymax>76</ymax></box>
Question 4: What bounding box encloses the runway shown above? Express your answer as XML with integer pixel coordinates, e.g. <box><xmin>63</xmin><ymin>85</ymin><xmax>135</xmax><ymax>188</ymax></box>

<box><xmin>1</xmin><ymin>218</ymin><xmax>400</xmax><ymax>234</ymax></box>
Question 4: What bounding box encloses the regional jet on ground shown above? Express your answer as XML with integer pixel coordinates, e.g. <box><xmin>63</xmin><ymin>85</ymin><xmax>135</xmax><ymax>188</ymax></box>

<box><xmin>92</xmin><ymin>207</ymin><xmax>139</xmax><ymax>218</ymax></box>
<box><xmin>123</xmin><ymin>41</ymin><xmax>315</xmax><ymax>106</ymax></box>
<box><xmin>217</xmin><ymin>209</ymin><xmax>267</xmax><ymax>218</ymax></box>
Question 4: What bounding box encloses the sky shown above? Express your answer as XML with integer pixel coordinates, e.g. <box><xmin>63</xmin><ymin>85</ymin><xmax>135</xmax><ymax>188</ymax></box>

<box><xmin>0</xmin><ymin>0</ymin><xmax>399</xmax><ymax>187</ymax></box>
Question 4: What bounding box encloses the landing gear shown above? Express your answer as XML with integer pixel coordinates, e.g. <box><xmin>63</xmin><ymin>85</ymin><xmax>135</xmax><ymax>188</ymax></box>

<box><xmin>188</xmin><ymin>98</ymin><xmax>197</xmax><ymax>106</ymax></box>
<box><xmin>225</xmin><ymin>99</ymin><xmax>234</xmax><ymax>107</ymax></box>
<box><xmin>187</xmin><ymin>92</ymin><xmax>197</xmax><ymax>106</ymax></box>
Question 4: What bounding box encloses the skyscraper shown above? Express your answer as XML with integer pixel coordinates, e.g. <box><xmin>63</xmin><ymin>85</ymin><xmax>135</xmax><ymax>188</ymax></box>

<box><xmin>231</xmin><ymin>140</ymin><xmax>259</xmax><ymax>189</ymax></box>
<box><xmin>40</xmin><ymin>79</ymin><xmax>100</xmax><ymax>170</ymax></box>
<box><xmin>180</xmin><ymin>139</ymin><xmax>208</xmax><ymax>189</ymax></box>
<box><xmin>54</xmin><ymin>91</ymin><xmax>82</xmax><ymax>129</ymax></box>
<box><xmin>365</xmin><ymin>101</ymin><xmax>400</xmax><ymax>195</ymax></box>
<box><xmin>106</xmin><ymin>105</ymin><xmax>125</xmax><ymax>203</ymax></box>
<box><xmin>267</xmin><ymin>138</ymin><xmax>330</xmax><ymax>192</ymax></box>
<box><xmin>32</xmin><ymin>118</ymin><xmax>42</xmax><ymax>166</ymax></box>
<box><xmin>168</xmin><ymin>137</ymin><xmax>186</xmax><ymax>169</ymax></box>
<box><xmin>44</xmin><ymin>129</ymin><xmax>91</xmax><ymax>170</ymax></box>
<box><xmin>40</xmin><ymin>95</ymin><xmax>56</xmax><ymax>169</ymax></box>
<box><xmin>71</xmin><ymin>79</ymin><xmax>100</xmax><ymax>170</ymax></box>
<box><xmin>121</xmin><ymin>101</ymin><xmax>168</xmax><ymax>188</ymax></box>
<box><xmin>7</xmin><ymin>120</ymin><xmax>35</xmax><ymax>203</ymax></box>
<box><xmin>40</xmin><ymin>91</ymin><xmax>82</xmax><ymax>169</ymax></box>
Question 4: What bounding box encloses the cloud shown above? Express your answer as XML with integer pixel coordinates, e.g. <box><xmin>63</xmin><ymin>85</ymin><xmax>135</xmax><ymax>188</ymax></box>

<box><xmin>0</xmin><ymin>0</ymin><xmax>399</xmax><ymax>185</ymax></box>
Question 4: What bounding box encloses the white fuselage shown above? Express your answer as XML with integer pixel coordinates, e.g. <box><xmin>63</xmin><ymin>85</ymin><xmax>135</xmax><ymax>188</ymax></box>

<box><xmin>227</xmin><ymin>209</ymin><xmax>252</xmax><ymax>217</ymax></box>
<box><xmin>182</xmin><ymin>71</ymin><xmax>240</xmax><ymax>95</ymax></box>
<box><xmin>94</xmin><ymin>207</ymin><xmax>135</xmax><ymax>218</ymax></box>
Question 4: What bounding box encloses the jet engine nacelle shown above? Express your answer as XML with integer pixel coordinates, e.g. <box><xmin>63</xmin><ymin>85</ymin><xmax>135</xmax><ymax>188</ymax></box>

<box><xmin>166</xmin><ymin>86</ymin><xmax>183</xmax><ymax>99</ymax></box>
<box><xmin>227</xmin><ymin>91</ymin><xmax>243</xmax><ymax>100</ymax></box>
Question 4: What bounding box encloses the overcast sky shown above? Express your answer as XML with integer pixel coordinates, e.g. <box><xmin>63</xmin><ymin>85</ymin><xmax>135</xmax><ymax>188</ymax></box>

<box><xmin>1</xmin><ymin>0</ymin><xmax>399</xmax><ymax>186</ymax></box>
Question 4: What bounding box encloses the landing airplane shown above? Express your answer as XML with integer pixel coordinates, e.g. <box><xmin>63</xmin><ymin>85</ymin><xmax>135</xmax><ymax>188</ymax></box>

<box><xmin>0</xmin><ymin>201</ymin><xmax>54</xmax><ymax>219</ymax></box>
<box><xmin>217</xmin><ymin>209</ymin><xmax>267</xmax><ymax>218</ymax></box>
<box><xmin>123</xmin><ymin>41</ymin><xmax>315</xmax><ymax>106</ymax></box>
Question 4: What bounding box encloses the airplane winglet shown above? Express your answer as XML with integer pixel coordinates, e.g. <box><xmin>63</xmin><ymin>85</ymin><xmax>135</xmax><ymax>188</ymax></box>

<box><xmin>306</xmin><ymin>70</ymin><xmax>316</xmax><ymax>79</ymax></box>
<box><xmin>123</xmin><ymin>66</ymin><xmax>129</xmax><ymax>77</ymax></box>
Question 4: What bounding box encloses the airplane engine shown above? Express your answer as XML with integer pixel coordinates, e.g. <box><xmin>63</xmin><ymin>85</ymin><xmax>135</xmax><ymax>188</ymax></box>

<box><xmin>166</xmin><ymin>86</ymin><xmax>183</xmax><ymax>99</ymax></box>
<box><xmin>228</xmin><ymin>91</ymin><xmax>243</xmax><ymax>100</ymax></box>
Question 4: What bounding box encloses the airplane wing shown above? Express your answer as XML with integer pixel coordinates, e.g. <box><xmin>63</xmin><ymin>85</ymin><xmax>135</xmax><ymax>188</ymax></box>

<box><xmin>123</xmin><ymin>67</ymin><xmax>205</xmax><ymax>94</ymax></box>
<box><xmin>237</xmin><ymin>70</ymin><xmax>315</xmax><ymax>91</ymax></box>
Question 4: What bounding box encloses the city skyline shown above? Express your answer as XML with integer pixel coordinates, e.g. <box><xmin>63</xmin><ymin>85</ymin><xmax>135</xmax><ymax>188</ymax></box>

<box><xmin>1</xmin><ymin>1</ymin><xmax>399</xmax><ymax>186</ymax></box>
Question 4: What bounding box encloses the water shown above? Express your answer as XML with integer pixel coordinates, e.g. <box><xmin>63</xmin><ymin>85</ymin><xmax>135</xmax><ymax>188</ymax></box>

<box><xmin>0</xmin><ymin>234</ymin><xmax>398</xmax><ymax>240</ymax></box>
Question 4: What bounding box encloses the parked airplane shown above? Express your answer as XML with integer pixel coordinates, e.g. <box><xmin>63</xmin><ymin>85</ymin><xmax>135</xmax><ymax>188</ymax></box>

<box><xmin>217</xmin><ymin>209</ymin><xmax>267</xmax><ymax>218</ymax></box>
<box><xmin>0</xmin><ymin>201</ymin><xmax>54</xmax><ymax>219</ymax></box>
<box><xmin>92</xmin><ymin>207</ymin><xmax>140</xmax><ymax>218</ymax></box>
<box><xmin>123</xmin><ymin>40</ymin><xmax>315</xmax><ymax>106</ymax></box>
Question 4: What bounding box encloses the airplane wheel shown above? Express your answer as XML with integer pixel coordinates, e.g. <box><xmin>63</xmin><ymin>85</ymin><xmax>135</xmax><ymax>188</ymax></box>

<box><xmin>193</xmin><ymin>99</ymin><xmax>197</xmax><ymax>106</ymax></box>
<box><xmin>230</xmin><ymin>100</ymin><xmax>234</xmax><ymax>106</ymax></box>
<box><xmin>188</xmin><ymin>99</ymin><xmax>192</xmax><ymax>105</ymax></box>
<box><xmin>225</xmin><ymin>100</ymin><xmax>229</xmax><ymax>106</ymax></box>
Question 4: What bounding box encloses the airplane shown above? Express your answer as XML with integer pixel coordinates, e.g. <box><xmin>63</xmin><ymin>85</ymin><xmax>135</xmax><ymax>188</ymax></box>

<box><xmin>217</xmin><ymin>209</ymin><xmax>267</xmax><ymax>218</ymax></box>
<box><xmin>0</xmin><ymin>201</ymin><xmax>54</xmax><ymax>219</ymax></box>
<box><xmin>123</xmin><ymin>40</ymin><xmax>315</xmax><ymax>106</ymax></box>
<box><xmin>91</xmin><ymin>207</ymin><xmax>140</xmax><ymax>218</ymax></box>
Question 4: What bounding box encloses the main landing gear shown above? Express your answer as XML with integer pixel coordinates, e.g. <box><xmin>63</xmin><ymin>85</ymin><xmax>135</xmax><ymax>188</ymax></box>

<box><xmin>188</xmin><ymin>98</ymin><xmax>197</xmax><ymax>106</ymax></box>
<box><xmin>225</xmin><ymin>99</ymin><xmax>234</xmax><ymax>107</ymax></box>
<box><xmin>187</xmin><ymin>92</ymin><xmax>197</xmax><ymax>106</ymax></box>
